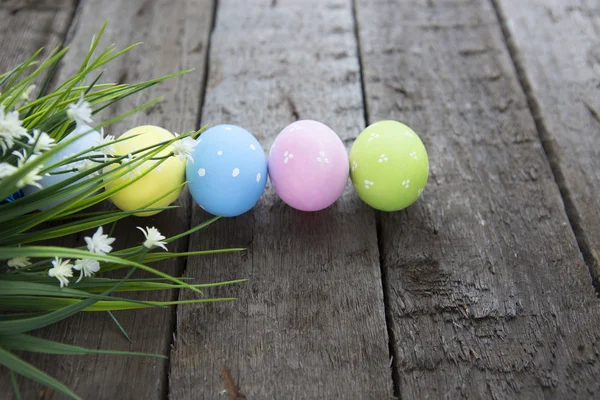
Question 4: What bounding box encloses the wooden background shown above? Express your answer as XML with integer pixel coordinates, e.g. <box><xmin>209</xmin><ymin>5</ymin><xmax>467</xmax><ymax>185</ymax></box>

<box><xmin>0</xmin><ymin>0</ymin><xmax>599</xmax><ymax>399</ymax></box>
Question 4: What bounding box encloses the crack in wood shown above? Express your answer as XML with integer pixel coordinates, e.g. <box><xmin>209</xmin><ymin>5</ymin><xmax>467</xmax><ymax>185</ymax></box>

<box><xmin>459</xmin><ymin>47</ymin><xmax>492</xmax><ymax>57</ymax></box>
<box><xmin>584</xmin><ymin>101</ymin><xmax>600</xmax><ymax>125</ymax></box>
<box><xmin>490</xmin><ymin>0</ymin><xmax>600</xmax><ymax>294</ymax></box>
<box><xmin>285</xmin><ymin>95</ymin><xmax>300</xmax><ymax>120</ymax></box>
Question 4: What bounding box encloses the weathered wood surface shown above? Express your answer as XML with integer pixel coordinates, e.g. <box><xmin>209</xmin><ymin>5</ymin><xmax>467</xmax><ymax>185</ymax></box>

<box><xmin>169</xmin><ymin>0</ymin><xmax>393</xmax><ymax>398</ymax></box>
<box><xmin>0</xmin><ymin>0</ymin><xmax>77</xmax><ymax>397</ymax></box>
<box><xmin>1</xmin><ymin>0</ymin><xmax>214</xmax><ymax>399</ymax></box>
<box><xmin>3</xmin><ymin>0</ymin><xmax>600</xmax><ymax>398</ymax></box>
<box><xmin>493</xmin><ymin>0</ymin><xmax>600</xmax><ymax>288</ymax></box>
<box><xmin>0</xmin><ymin>0</ymin><xmax>74</xmax><ymax>72</ymax></box>
<box><xmin>356</xmin><ymin>0</ymin><xmax>600</xmax><ymax>398</ymax></box>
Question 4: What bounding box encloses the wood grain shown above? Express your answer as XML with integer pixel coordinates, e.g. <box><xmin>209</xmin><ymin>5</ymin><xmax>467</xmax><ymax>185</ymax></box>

<box><xmin>356</xmin><ymin>0</ymin><xmax>600</xmax><ymax>398</ymax></box>
<box><xmin>0</xmin><ymin>1</ymin><xmax>76</xmax><ymax>398</ymax></box>
<box><xmin>169</xmin><ymin>0</ymin><xmax>393</xmax><ymax>399</ymax></box>
<box><xmin>493</xmin><ymin>0</ymin><xmax>600</xmax><ymax>289</ymax></box>
<box><xmin>0</xmin><ymin>0</ymin><xmax>214</xmax><ymax>399</ymax></box>
<box><xmin>0</xmin><ymin>0</ymin><xmax>74</xmax><ymax>72</ymax></box>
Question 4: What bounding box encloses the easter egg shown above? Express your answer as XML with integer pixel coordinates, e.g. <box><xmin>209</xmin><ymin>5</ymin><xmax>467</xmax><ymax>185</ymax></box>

<box><xmin>1</xmin><ymin>190</ymin><xmax>24</xmax><ymax>205</ymax></box>
<box><xmin>268</xmin><ymin>120</ymin><xmax>348</xmax><ymax>212</ymax></box>
<box><xmin>186</xmin><ymin>124</ymin><xmax>267</xmax><ymax>217</ymax></box>
<box><xmin>349</xmin><ymin>120</ymin><xmax>428</xmax><ymax>211</ymax></box>
<box><xmin>106</xmin><ymin>125</ymin><xmax>185</xmax><ymax>217</ymax></box>
<box><xmin>22</xmin><ymin>124</ymin><xmax>102</xmax><ymax>210</ymax></box>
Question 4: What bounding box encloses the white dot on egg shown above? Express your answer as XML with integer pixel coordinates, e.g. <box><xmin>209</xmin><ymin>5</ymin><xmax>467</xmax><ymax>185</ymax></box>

<box><xmin>256</xmin><ymin>173</ymin><xmax>261</xmax><ymax>182</ymax></box>
<box><xmin>198</xmin><ymin>168</ymin><xmax>206</xmax><ymax>177</ymax></box>
<box><xmin>250</xmin><ymin>144</ymin><xmax>256</xmax><ymax>150</ymax></box>
<box><xmin>217</xmin><ymin>150</ymin><xmax>223</xmax><ymax>156</ymax></box>
<box><xmin>232</xmin><ymin>168</ymin><xmax>240</xmax><ymax>177</ymax></box>
<box><xmin>224</xmin><ymin>127</ymin><xmax>232</xmax><ymax>131</ymax></box>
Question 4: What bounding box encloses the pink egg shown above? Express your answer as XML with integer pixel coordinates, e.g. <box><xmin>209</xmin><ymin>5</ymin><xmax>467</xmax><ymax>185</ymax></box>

<box><xmin>268</xmin><ymin>120</ymin><xmax>349</xmax><ymax>211</ymax></box>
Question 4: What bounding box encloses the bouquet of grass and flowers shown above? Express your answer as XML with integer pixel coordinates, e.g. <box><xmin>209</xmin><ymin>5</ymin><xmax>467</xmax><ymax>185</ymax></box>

<box><xmin>0</xmin><ymin>24</ymin><xmax>242</xmax><ymax>399</ymax></box>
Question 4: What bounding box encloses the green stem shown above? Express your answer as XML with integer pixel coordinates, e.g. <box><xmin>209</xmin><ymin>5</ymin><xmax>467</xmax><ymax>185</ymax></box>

<box><xmin>10</xmin><ymin>370</ymin><xmax>22</xmax><ymax>400</ymax></box>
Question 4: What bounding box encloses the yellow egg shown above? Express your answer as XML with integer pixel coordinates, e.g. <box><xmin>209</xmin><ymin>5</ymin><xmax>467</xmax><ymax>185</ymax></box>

<box><xmin>105</xmin><ymin>125</ymin><xmax>185</xmax><ymax>217</ymax></box>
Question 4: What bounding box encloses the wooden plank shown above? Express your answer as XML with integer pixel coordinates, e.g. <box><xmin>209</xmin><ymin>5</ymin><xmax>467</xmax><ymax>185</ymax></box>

<box><xmin>0</xmin><ymin>0</ymin><xmax>214</xmax><ymax>399</ymax></box>
<box><xmin>169</xmin><ymin>0</ymin><xmax>393</xmax><ymax>398</ymax></box>
<box><xmin>0</xmin><ymin>1</ymin><xmax>77</xmax><ymax>397</ymax></box>
<box><xmin>493</xmin><ymin>0</ymin><xmax>600</xmax><ymax>289</ymax></box>
<box><xmin>0</xmin><ymin>0</ymin><xmax>74</xmax><ymax>71</ymax></box>
<box><xmin>356</xmin><ymin>0</ymin><xmax>600</xmax><ymax>398</ymax></box>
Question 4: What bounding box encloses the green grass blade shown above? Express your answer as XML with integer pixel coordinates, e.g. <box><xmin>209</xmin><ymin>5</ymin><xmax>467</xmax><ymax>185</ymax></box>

<box><xmin>0</xmin><ymin>247</ymin><xmax>202</xmax><ymax>294</ymax></box>
<box><xmin>0</xmin><ymin>296</ymin><xmax>235</xmax><ymax>311</ymax></box>
<box><xmin>142</xmin><ymin>248</ymin><xmax>246</xmax><ymax>263</ymax></box>
<box><xmin>0</xmin><ymin>127</ymin><xmax>94</xmax><ymax>200</ymax></box>
<box><xmin>0</xmin><ymin>348</ymin><xmax>81</xmax><ymax>400</ymax></box>
<box><xmin>78</xmin><ymin>21</ymin><xmax>107</xmax><ymax>74</ymax></box>
<box><xmin>10</xmin><ymin>370</ymin><xmax>22</xmax><ymax>400</ymax></box>
<box><xmin>107</xmin><ymin>311</ymin><xmax>131</xmax><ymax>342</ymax></box>
<box><xmin>0</xmin><ymin>48</ymin><xmax>43</xmax><ymax>102</ymax></box>
<box><xmin>0</xmin><ymin>261</ymin><xmax>144</xmax><ymax>334</ymax></box>
<box><xmin>0</xmin><ymin>139</ymin><xmax>172</xmax><ymax>233</ymax></box>
<box><xmin>4</xmin><ymin>207</ymin><xmax>176</xmax><ymax>246</ymax></box>
<box><xmin>35</xmin><ymin>46</ymin><xmax>66</xmax><ymax>99</ymax></box>
<box><xmin>0</xmin><ymin>297</ymin><xmax>100</xmax><ymax>335</ymax></box>
<box><xmin>0</xmin><ymin>281</ymin><xmax>163</xmax><ymax>309</ymax></box>
<box><xmin>0</xmin><ymin>333</ymin><xmax>166</xmax><ymax>358</ymax></box>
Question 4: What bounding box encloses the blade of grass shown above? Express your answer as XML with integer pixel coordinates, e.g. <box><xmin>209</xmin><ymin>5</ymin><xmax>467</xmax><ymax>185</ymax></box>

<box><xmin>0</xmin><ymin>257</ymin><xmax>153</xmax><ymax>335</ymax></box>
<box><xmin>107</xmin><ymin>311</ymin><xmax>131</xmax><ymax>342</ymax></box>
<box><xmin>0</xmin><ymin>333</ymin><xmax>165</xmax><ymax>358</ymax></box>
<box><xmin>0</xmin><ymin>281</ymin><xmax>164</xmax><ymax>309</ymax></box>
<box><xmin>0</xmin><ymin>348</ymin><xmax>81</xmax><ymax>400</ymax></box>
<box><xmin>0</xmin><ymin>247</ymin><xmax>202</xmax><ymax>294</ymax></box>
<box><xmin>10</xmin><ymin>370</ymin><xmax>22</xmax><ymax>400</ymax></box>
<box><xmin>0</xmin><ymin>296</ymin><xmax>237</xmax><ymax>311</ymax></box>
<box><xmin>3</xmin><ymin>206</ymin><xmax>177</xmax><ymax>246</ymax></box>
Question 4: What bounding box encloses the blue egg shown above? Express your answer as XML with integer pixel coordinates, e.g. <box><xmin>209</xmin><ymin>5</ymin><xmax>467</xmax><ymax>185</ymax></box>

<box><xmin>22</xmin><ymin>124</ymin><xmax>102</xmax><ymax>210</ymax></box>
<box><xmin>186</xmin><ymin>124</ymin><xmax>267</xmax><ymax>217</ymax></box>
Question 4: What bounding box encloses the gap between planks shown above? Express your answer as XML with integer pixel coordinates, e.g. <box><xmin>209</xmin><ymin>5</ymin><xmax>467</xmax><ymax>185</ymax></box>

<box><xmin>165</xmin><ymin>0</ymin><xmax>219</xmax><ymax>397</ymax></box>
<box><xmin>489</xmin><ymin>0</ymin><xmax>600</xmax><ymax>295</ymax></box>
<box><xmin>7</xmin><ymin>1</ymin><xmax>214</xmax><ymax>398</ymax></box>
<box><xmin>169</xmin><ymin>0</ymin><xmax>393</xmax><ymax>398</ymax></box>
<box><xmin>351</xmin><ymin>0</ymin><xmax>402</xmax><ymax>398</ymax></box>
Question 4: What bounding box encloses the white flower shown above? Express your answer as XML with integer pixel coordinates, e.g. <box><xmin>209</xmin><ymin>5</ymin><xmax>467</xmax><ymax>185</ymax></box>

<box><xmin>84</xmin><ymin>226</ymin><xmax>115</xmax><ymax>255</ymax></box>
<box><xmin>123</xmin><ymin>153</ymin><xmax>144</xmax><ymax>180</ymax></box>
<box><xmin>137</xmin><ymin>226</ymin><xmax>168</xmax><ymax>251</ymax></box>
<box><xmin>48</xmin><ymin>257</ymin><xmax>74</xmax><ymax>288</ymax></box>
<box><xmin>66</xmin><ymin>95</ymin><xmax>93</xmax><ymax>126</ymax></box>
<box><xmin>142</xmin><ymin>159</ymin><xmax>161</xmax><ymax>173</ymax></box>
<box><xmin>25</xmin><ymin>129</ymin><xmax>55</xmax><ymax>154</ymax></box>
<box><xmin>7</xmin><ymin>257</ymin><xmax>31</xmax><ymax>269</ymax></box>
<box><xmin>96</xmin><ymin>129</ymin><xmax>115</xmax><ymax>159</ymax></box>
<box><xmin>73</xmin><ymin>258</ymin><xmax>101</xmax><ymax>282</ymax></box>
<box><xmin>170</xmin><ymin>133</ymin><xmax>197</xmax><ymax>163</ymax></box>
<box><xmin>15</xmin><ymin>84</ymin><xmax>36</xmax><ymax>107</ymax></box>
<box><xmin>12</xmin><ymin>149</ymin><xmax>26</xmax><ymax>162</ymax></box>
<box><xmin>0</xmin><ymin>162</ymin><xmax>17</xmax><ymax>179</ymax></box>
<box><xmin>19</xmin><ymin>169</ymin><xmax>43</xmax><ymax>188</ymax></box>
<box><xmin>11</xmin><ymin>150</ymin><xmax>43</xmax><ymax>189</ymax></box>
<box><xmin>0</xmin><ymin>106</ymin><xmax>27</xmax><ymax>153</ymax></box>
<box><xmin>76</xmin><ymin>158</ymin><xmax>97</xmax><ymax>174</ymax></box>
<box><xmin>21</xmin><ymin>84</ymin><xmax>36</xmax><ymax>101</ymax></box>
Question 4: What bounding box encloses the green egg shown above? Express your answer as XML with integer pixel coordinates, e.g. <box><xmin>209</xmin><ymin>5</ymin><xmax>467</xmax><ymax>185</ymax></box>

<box><xmin>350</xmin><ymin>120</ymin><xmax>429</xmax><ymax>211</ymax></box>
